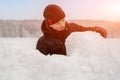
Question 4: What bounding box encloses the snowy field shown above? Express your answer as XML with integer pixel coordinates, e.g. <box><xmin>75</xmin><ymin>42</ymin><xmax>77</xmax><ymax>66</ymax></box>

<box><xmin>0</xmin><ymin>32</ymin><xmax>120</xmax><ymax>80</ymax></box>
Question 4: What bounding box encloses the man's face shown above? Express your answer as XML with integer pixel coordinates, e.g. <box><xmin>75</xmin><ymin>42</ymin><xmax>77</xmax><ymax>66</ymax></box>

<box><xmin>49</xmin><ymin>18</ymin><xmax>66</xmax><ymax>31</ymax></box>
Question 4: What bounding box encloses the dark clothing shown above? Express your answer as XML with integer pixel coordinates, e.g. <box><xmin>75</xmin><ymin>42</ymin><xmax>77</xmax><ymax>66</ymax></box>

<box><xmin>36</xmin><ymin>20</ymin><xmax>95</xmax><ymax>55</ymax></box>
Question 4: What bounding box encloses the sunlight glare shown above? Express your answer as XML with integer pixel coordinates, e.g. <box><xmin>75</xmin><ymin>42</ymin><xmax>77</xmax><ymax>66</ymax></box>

<box><xmin>111</xmin><ymin>5</ymin><xmax>120</xmax><ymax>14</ymax></box>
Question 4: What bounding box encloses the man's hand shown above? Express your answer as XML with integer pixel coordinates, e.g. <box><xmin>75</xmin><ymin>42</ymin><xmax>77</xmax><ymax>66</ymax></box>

<box><xmin>93</xmin><ymin>26</ymin><xmax>107</xmax><ymax>38</ymax></box>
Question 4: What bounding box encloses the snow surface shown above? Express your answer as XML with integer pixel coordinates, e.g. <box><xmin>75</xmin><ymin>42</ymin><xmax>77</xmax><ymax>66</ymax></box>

<box><xmin>0</xmin><ymin>32</ymin><xmax>120</xmax><ymax>80</ymax></box>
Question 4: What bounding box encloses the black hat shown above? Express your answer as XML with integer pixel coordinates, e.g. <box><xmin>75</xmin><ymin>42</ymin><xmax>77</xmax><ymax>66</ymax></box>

<box><xmin>43</xmin><ymin>4</ymin><xmax>65</xmax><ymax>25</ymax></box>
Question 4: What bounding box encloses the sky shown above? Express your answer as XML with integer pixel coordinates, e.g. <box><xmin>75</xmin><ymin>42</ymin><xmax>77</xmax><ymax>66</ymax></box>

<box><xmin>0</xmin><ymin>0</ymin><xmax>120</xmax><ymax>21</ymax></box>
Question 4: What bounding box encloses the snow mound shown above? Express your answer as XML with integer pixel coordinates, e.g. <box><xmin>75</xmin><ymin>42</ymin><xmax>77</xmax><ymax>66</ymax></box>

<box><xmin>0</xmin><ymin>36</ymin><xmax>120</xmax><ymax>80</ymax></box>
<box><xmin>66</xmin><ymin>31</ymin><xmax>104</xmax><ymax>55</ymax></box>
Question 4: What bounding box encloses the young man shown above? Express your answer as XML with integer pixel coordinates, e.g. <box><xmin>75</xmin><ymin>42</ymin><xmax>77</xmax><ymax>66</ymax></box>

<box><xmin>36</xmin><ymin>4</ymin><xmax>107</xmax><ymax>56</ymax></box>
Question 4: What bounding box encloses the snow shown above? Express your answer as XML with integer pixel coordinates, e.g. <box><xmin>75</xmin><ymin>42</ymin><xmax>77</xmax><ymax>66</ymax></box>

<box><xmin>0</xmin><ymin>32</ymin><xmax>120</xmax><ymax>80</ymax></box>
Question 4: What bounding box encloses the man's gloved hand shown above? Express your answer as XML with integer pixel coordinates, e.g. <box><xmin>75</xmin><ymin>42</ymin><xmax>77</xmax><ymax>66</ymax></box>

<box><xmin>93</xmin><ymin>26</ymin><xmax>107</xmax><ymax>38</ymax></box>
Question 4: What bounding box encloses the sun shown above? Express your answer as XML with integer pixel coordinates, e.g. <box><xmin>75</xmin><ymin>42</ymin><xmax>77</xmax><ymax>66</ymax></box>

<box><xmin>111</xmin><ymin>5</ymin><xmax>120</xmax><ymax>14</ymax></box>
<box><xmin>105</xmin><ymin>4</ymin><xmax>120</xmax><ymax>21</ymax></box>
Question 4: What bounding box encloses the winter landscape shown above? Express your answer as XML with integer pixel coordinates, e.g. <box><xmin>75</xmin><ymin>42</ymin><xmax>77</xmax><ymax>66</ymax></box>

<box><xmin>1</xmin><ymin>0</ymin><xmax>120</xmax><ymax>79</ymax></box>
<box><xmin>0</xmin><ymin>20</ymin><xmax>120</xmax><ymax>80</ymax></box>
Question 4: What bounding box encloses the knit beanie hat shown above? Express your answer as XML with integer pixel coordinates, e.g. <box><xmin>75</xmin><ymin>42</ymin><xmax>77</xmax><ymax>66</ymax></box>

<box><xmin>43</xmin><ymin>4</ymin><xmax>65</xmax><ymax>25</ymax></box>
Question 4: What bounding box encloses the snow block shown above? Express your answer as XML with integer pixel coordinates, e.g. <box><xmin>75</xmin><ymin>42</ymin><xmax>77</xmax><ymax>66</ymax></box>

<box><xmin>66</xmin><ymin>32</ymin><xmax>104</xmax><ymax>55</ymax></box>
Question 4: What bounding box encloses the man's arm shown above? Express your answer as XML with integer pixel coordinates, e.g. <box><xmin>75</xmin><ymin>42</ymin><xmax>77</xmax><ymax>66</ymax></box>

<box><xmin>69</xmin><ymin>23</ymin><xmax>94</xmax><ymax>32</ymax></box>
<box><xmin>69</xmin><ymin>23</ymin><xmax>107</xmax><ymax>38</ymax></box>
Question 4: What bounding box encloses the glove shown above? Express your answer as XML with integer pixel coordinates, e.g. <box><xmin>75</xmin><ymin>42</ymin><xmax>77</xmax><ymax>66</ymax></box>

<box><xmin>93</xmin><ymin>26</ymin><xmax>107</xmax><ymax>38</ymax></box>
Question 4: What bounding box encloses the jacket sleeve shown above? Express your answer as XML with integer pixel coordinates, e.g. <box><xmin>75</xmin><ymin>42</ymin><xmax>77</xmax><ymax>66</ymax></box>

<box><xmin>36</xmin><ymin>36</ymin><xmax>49</xmax><ymax>55</ymax></box>
<box><xmin>69</xmin><ymin>23</ymin><xmax>107</xmax><ymax>38</ymax></box>
<box><xmin>69</xmin><ymin>23</ymin><xmax>94</xmax><ymax>32</ymax></box>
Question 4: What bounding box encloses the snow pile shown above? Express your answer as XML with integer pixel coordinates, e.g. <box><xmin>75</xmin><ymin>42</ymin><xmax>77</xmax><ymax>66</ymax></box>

<box><xmin>66</xmin><ymin>32</ymin><xmax>120</xmax><ymax>80</ymax></box>
<box><xmin>66</xmin><ymin>31</ymin><xmax>104</xmax><ymax>55</ymax></box>
<box><xmin>0</xmin><ymin>32</ymin><xmax>120</xmax><ymax>80</ymax></box>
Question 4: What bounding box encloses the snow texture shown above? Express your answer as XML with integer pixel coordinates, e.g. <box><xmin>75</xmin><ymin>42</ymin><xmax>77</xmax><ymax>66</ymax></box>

<box><xmin>0</xmin><ymin>32</ymin><xmax>120</xmax><ymax>80</ymax></box>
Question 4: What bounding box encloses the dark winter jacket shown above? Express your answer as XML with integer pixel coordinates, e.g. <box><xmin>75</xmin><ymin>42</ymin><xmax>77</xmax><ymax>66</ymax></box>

<box><xmin>36</xmin><ymin>20</ymin><xmax>107</xmax><ymax>55</ymax></box>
